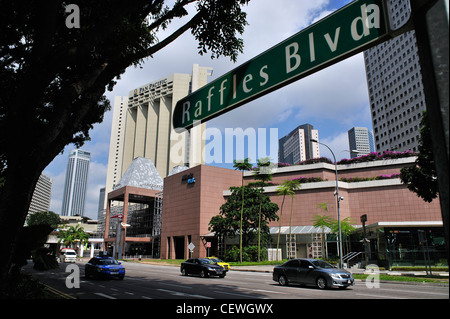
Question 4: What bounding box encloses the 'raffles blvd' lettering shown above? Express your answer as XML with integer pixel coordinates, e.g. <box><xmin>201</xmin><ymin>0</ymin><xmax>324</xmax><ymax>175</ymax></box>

<box><xmin>173</xmin><ymin>0</ymin><xmax>391</xmax><ymax>130</ymax></box>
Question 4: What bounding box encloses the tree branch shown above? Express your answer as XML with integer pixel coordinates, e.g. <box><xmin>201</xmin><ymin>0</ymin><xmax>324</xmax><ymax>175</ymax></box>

<box><xmin>131</xmin><ymin>10</ymin><xmax>202</xmax><ymax>64</ymax></box>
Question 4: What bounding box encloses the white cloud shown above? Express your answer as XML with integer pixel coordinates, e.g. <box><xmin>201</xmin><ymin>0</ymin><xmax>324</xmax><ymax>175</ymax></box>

<box><xmin>320</xmin><ymin>131</ymin><xmax>352</xmax><ymax>161</ymax></box>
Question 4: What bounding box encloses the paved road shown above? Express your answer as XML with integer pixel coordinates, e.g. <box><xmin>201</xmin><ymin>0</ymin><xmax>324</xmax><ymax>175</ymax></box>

<box><xmin>23</xmin><ymin>261</ymin><xmax>448</xmax><ymax>300</ymax></box>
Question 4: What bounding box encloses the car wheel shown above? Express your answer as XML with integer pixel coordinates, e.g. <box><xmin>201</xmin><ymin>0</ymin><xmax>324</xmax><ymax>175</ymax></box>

<box><xmin>278</xmin><ymin>274</ymin><xmax>288</xmax><ymax>286</ymax></box>
<box><xmin>200</xmin><ymin>270</ymin><xmax>208</xmax><ymax>278</ymax></box>
<box><xmin>181</xmin><ymin>268</ymin><xmax>188</xmax><ymax>276</ymax></box>
<box><xmin>316</xmin><ymin>277</ymin><xmax>328</xmax><ymax>289</ymax></box>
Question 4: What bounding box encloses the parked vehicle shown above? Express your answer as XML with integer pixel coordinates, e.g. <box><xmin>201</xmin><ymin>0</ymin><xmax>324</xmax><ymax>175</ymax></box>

<box><xmin>85</xmin><ymin>256</ymin><xmax>125</xmax><ymax>280</ymax></box>
<box><xmin>181</xmin><ymin>258</ymin><xmax>226</xmax><ymax>278</ymax></box>
<box><xmin>273</xmin><ymin>258</ymin><xmax>354</xmax><ymax>289</ymax></box>
<box><xmin>59</xmin><ymin>248</ymin><xmax>77</xmax><ymax>263</ymax></box>
<box><xmin>206</xmin><ymin>256</ymin><xmax>231</xmax><ymax>272</ymax></box>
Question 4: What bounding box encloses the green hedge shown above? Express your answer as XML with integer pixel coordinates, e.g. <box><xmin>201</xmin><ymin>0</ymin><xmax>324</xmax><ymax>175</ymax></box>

<box><xmin>224</xmin><ymin>246</ymin><xmax>268</xmax><ymax>262</ymax></box>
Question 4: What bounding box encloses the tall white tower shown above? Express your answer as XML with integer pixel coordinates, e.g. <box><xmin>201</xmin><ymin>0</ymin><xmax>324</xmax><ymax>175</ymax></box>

<box><xmin>61</xmin><ymin>149</ymin><xmax>91</xmax><ymax>216</ymax></box>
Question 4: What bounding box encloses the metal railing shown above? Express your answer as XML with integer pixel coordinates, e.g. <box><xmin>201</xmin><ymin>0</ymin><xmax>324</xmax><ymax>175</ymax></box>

<box><xmin>342</xmin><ymin>252</ymin><xmax>364</xmax><ymax>268</ymax></box>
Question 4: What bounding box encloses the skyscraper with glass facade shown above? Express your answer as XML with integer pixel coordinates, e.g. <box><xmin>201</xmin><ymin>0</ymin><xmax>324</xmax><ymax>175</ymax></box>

<box><xmin>363</xmin><ymin>0</ymin><xmax>425</xmax><ymax>152</ymax></box>
<box><xmin>61</xmin><ymin>149</ymin><xmax>91</xmax><ymax>216</ymax></box>
<box><xmin>348</xmin><ymin>127</ymin><xmax>375</xmax><ymax>158</ymax></box>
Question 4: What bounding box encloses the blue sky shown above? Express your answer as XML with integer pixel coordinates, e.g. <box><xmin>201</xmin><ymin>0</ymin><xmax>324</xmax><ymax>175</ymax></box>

<box><xmin>43</xmin><ymin>0</ymin><xmax>373</xmax><ymax>219</ymax></box>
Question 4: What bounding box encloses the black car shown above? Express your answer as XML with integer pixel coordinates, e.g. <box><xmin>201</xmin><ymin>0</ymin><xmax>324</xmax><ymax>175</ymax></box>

<box><xmin>85</xmin><ymin>256</ymin><xmax>125</xmax><ymax>280</ymax></box>
<box><xmin>273</xmin><ymin>258</ymin><xmax>354</xmax><ymax>289</ymax></box>
<box><xmin>181</xmin><ymin>258</ymin><xmax>226</xmax><ymax>278</ymax></box>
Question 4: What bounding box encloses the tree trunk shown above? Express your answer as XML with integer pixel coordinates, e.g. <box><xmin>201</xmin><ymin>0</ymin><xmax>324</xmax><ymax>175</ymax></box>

<box><xmin>0</xmin><ymin>157</ymin><xmax>42</xmax><ymax>293</ymax></box>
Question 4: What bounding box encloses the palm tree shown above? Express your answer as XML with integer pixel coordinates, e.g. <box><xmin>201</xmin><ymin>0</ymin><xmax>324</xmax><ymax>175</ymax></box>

<box><xmin>58</xmin><ymin>224</ymin><xmax>90</xmax><ymax>256</ymax></box>
<box><xmin>312</xmin><ymin>209</ymin><xmax>334</xmax><ymax>258</ymax></box>
<box><xmin>330</xmin><ymin>217</ymin><xmax>356</xmax><ymax>256</ymax></box>
<box><xmin>233</xmin><ymin>158</ymin><xmax>253</xmax><ymax>263</ymax></box>
<box><xmin>275</xmin><ymin>179</ymin><xmax>300</xmax><ymax>260</ymax></box>
<box><xmin>284</xmin><ymin>179</ymin><xmax>301</xmax><ymax>258</ymax></box>
<box><xmin>252</xmin><ymin>157</ymin><xmax>273</xmax><ymax>262</ymax></box>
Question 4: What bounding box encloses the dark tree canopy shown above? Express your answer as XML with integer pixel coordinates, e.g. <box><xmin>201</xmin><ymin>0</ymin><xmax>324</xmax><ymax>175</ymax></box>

<box><xmin>209</xmin><ymin>186</ymin><xmax>279</xmax><ymax>246</ymax></box>
<box><xmin>0</xmin><ymin>0</ymin><xmax>250</xmax><ymax>293</ymax></box>
<box><xmin>400</xmin><ymin>111</ymin><xmax>439</xmax><ymax>202</ymax></box>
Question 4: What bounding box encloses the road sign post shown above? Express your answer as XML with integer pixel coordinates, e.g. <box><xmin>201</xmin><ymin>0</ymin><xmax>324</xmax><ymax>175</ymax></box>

<box><xmin>174</xmin><ymin>0</ymin><xmax>394</xmax><ymax>130</ymax></box>
<box><xmin>188</xmin><ymin>242</ymin><xmax>195</xmax><ymax>258</ymax></box>
<box><xmin>410</xmin><ymin>0</ymin><xmax>449</xmax><ymax>265</ymax></box>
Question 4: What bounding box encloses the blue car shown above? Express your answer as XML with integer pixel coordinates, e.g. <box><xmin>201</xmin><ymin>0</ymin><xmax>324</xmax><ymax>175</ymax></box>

<box><xmin>85</xmin><ymin>256</ymin><xmax>125</xmax><ymax>280</ymax></box>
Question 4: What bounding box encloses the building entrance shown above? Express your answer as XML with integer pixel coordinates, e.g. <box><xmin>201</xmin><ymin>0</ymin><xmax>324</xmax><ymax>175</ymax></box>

<box><xmin>174</xmin><ymin>236</ymin><xmax>185</xmax><ymax>259</ymax></box>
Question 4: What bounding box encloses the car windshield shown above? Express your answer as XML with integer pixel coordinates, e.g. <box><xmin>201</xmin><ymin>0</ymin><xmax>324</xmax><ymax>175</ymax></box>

<box><xmin>199</xmin><ymin>259</ymin><xmax>215</xmax><ymax>264</ymax></box>
<box><xmin>65</xmin><ymin>252</ymin><xmax>76</xmax><ymax>256</ymax></box>
<box><xmin>311</xmin><ymin>260</ymin><xmax>335</xmax><ymax>269</ymax></box>
<box><xmin>99</xmin><ymin>259</ymin><xmax>119</xmax><ymax>265</ymax></box>
<box><xmin>209</xmin><ymin>258</ymin><xmax>220</xmax><ymax>262</ymax></box>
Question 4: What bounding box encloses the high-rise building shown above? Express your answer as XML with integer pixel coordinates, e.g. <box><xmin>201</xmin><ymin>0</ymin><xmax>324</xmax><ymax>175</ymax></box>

<box><xmin>348</xmin><ymin>127</ymin><xmax>375</xmax><ymax>158</ymax></box>
<box><xmin>363</xmin><ymin>0</ymin><xmax>425</xmax><ymax>152</ymax></box>
<box><xmin>104</xmin><ymin>96</ymin><xmax>128</xmax><ymax>208</ymax></box>
<box><xmin>97</xmin><ymin>187</ymin><xmax>105</xmax><ymax>221</ymax></box>
<box><xmin>115</xmin><ymin>64</ymin><xmax>212</xmax><ymax>181</ymax></box>
<box><xmin>278</xmin><ymin>123</ymin><xmax>320</xmax><ymax>164</ymax></box>
<box><xmin>61</xmin><ymin>149</ymin><xmax>91</xmax><ymax>216</ymax></box>
<box><xmin>28</xmin><ymin>174</ymin><xmax>53</xmax><ymax>214</ymax></box>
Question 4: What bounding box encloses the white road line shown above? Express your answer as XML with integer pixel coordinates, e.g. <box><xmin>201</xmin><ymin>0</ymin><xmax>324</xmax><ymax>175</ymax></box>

<box><xmin>160</xmin><ymin>282</ymin><xmax>192</xmax><ymax>289</ymax></box>
<box><xmin>217</xmin><ymin>284</ymin><xmax>287</xmax><ymax>295</ymax></box>
<box><xmin>253</xmin><ymin>289</ymin><xmax>287</xmax><ymax>294</ymax></box>
<box><xmin>356</xmin><ymin>293</ymin><xmax>407</xmax><ymax>299</ymax></box>
<box><xmin>94</xmin><ymin>292</ymin><xmax>116</xmax><ymax>299</ymax></box>
<box><xmin>157</xmin><ymin>288</ymin><xmax>213</xmax><ymax>299</ymax></box>
<box><xmin>213</xmin><ymin>290</ymin><xmax>257</xmax><ymax>298</ymax></box>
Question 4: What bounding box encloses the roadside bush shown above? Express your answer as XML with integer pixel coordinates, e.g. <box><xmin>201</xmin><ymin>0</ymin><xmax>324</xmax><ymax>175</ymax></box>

<box><xmin>224</xmin><ymin>245</ymin><xmax>268</xmax><ymax>262</ymax></box>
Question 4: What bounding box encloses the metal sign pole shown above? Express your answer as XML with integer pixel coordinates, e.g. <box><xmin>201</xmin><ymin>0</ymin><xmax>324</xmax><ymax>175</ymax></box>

<box><xmin>410</xmin><ymin>0</ymin><xmax>449</xmax><ymax>265</ymax></box>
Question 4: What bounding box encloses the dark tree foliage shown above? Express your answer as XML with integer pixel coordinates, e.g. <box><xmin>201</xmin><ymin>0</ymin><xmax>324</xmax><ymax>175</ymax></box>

<box><xmin>26</xmin><ymin>211</ymin><xmax>62</xmax><ymax>230</ymax></box>
<box><xmin>0</xmin><ymin>0</ymin><xmax>250</xmax><ymax>290</ymax></box>
<box><xmin>400</xmin><ymin>111</ymin><xmax>439</xmax><ymax>202</ymax></box>
<box><xmin>209</xmin><ymin>186</ymin><xmax>279</xmax><ymax>246</ymax></box>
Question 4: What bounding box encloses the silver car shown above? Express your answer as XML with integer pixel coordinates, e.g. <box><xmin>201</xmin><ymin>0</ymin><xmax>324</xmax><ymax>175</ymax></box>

<box><xmin>273</xmin><ymin>258</ymin><xmax>354</xmax><ymax>289</ymax></box>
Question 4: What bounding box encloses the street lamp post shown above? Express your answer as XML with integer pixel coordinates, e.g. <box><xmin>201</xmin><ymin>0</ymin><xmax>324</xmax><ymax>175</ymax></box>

<box><xmin>311</xmin><ymin>139</ymin><xmax>343</xmax><ymax>268</ymax></box>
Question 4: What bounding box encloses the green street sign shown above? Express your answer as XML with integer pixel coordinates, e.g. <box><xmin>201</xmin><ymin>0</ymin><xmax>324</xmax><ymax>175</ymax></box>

<box><xmin>173</xmin><ymin>0</ymin><xmax>390</xmax><ymax>130</ymax></box>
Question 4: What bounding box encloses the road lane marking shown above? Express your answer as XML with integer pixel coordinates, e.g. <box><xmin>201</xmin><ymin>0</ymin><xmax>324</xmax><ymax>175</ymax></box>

<box><xmin>217</xmin><ymin>284</ymin><xmax>287</xmax><ymax>295</ymax></box>
<box><xmin>94</xmin><ymin>292</ymin><xmax>116</xmax><ymax>299</ymax></box>
<box><xmin>356</xmin><ymin>293</ymin><xmax>407</xmax><ymax>299</ymax></box>
<box><xmin>253</xmin><ymin>289</ymin><xmax>287</xmax><ymax>294</ymax></box>
<box><xmin>160</xmin><ymin>282</ymin><xmax>192</xmax><ymax>289</ymax></box>
<box><xmin>157</xmin><ymin>288</ymin><xmax>212</xmax><ymax>299</ymax></box>
<box><xmin>213</xmin><ymin>290</ymin><xmax>257</xmax><ymax>298</ymax></box>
